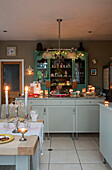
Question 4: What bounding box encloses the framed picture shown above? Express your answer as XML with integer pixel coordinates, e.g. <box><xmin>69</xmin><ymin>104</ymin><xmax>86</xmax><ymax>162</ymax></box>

<box><xmin>7</xmin><ymin>46</ymin><xmax>16</xmax><ymax>56</ymax></box>
<box><xmin>90</xmin><ymin>68</ymin><xmax>97</xmax><ymax>76</ymax></box>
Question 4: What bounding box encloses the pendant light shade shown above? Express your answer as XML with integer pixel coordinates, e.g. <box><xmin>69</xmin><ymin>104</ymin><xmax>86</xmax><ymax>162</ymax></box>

<box><xmin>42</xmin><ymin>51</ymin><xmax>53</xmax><ymax>59</ymax></box>
<box><xmin>66</xmin><ymin>51</ymin><xmax>77</xmax><ymax>59</ymax></box>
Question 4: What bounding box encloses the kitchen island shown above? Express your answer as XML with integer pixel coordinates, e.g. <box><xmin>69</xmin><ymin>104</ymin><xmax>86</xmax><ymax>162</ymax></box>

<box><xmin>99</xmin><ymin>103</ymin><xmax>112</xmax><ymax>168</ymax></box>
<box><xmin>16</xmin><ymin>96</ymin><xmax>104</xmax><ymax>139</ymax></box>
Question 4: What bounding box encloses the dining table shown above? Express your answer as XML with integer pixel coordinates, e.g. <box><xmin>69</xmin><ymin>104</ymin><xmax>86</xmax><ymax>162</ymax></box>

<box><xmin>0</xmin><ymin>119</ymin><xmax>44</xmax><ymax>170</ymax></box>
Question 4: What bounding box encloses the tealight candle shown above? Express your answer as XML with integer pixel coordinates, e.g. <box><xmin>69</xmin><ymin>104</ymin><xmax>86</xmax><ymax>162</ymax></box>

<box><xmin>5</xmin><ymin>86</ymin><xmax>9</xmax><ymax>116</ymax></box>
<box><xmin>19</xmin><ymin>128</ymin><xmax>28</xmax><ymax>141</ymax></box>
<box><xmin>40</xmin><ymin>90</ymin><xmax>43</xmax><ymax>95</ymax></box>
<box><xmin>104</xmin><ymin>101</ymin><xmax>109</xmax><ymax>107</ymax></box>
<box><xmin>69</xmin><ymin>89</ymin><xmax>73</xmax><ymax>93</ymax></box>
<box><xmin>25</xmin><ymin>86</ymin><xmax>28</xmax><ymax>117</ymax></box>
<box><xmin>76</xmin><ymin>91</ymin><xmax>80</xmax><ymax>97</ymax></box>
<box><xmin>45</xmin><ymin>90</ymin><xmax>48</xmax><ymax>96</ymax></box>
<box><xmin>91</xmin><ymin>87</ymin><xmax>95</xmax><ymax>93</ymax></box>
<box><xmin>82</xmin><ymin>88</ymin><xmax>86</xmax><ymax>93</ymax></box>
<box><xmin>76</xmin><ymin>91</ymin><xmax>80</xmax><ymax>95</ymax></box>
<box><xmin>19</xmin><ymin>128</ymin><xmax>28</xmax><ymax>133</ymax></box>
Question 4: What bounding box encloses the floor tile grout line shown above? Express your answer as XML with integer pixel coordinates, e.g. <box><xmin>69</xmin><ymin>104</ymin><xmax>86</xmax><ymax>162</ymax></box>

<box><xmin>73</xmin><ymin>139</ymin><xmax>83</xmax><ymax>170</ymax></box>
<box><xmin>94</xmin><ymin>137</ymin><xmax>99</xmax><ymax>146</ymax></box>
<box><xmin>48</xmin><ymin>138</ymin><xmax>52</xmax><ymax>170</ymax></box>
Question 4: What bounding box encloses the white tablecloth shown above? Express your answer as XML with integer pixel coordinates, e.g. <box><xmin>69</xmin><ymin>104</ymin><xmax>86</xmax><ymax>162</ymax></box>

<box><xmin>0</xmin><ymin>122</ymin><xmax>44</xmax><ymax>154</ymax></box>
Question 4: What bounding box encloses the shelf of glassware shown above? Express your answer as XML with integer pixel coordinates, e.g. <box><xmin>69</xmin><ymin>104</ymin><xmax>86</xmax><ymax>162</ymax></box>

<box><xmin>34</xmin><ymin>51</ymin><xmax>88</xmax><ymax>91</ymax></box>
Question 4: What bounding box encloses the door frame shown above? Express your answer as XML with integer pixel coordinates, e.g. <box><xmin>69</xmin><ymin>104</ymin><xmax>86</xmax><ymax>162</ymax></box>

<box><xmin>0</xmin><ymin>59</ymin><xmax>24</xmax><ymax>107</ymax></box>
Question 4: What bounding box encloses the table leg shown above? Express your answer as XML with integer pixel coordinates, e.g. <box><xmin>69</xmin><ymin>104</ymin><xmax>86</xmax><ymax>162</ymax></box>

<box><xmin>16</xmin><ymin>156</ymin><xmax>30</xmax><ymax>170</ymax></box>
<box><xmin>76</xmin><ymin>133</ymin><xmax>78</xmax><ymax>140</ymax></box>
<box><xmin>31</xmin><ymin>143</ymin><xmax>39</xmax><ymax>170</ymax></box>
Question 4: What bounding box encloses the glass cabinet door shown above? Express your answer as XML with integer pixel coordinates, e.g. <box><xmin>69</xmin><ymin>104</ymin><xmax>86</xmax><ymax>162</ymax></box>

<box><xmin>74</xmin><ymin>58</ymin><xmax>85</xmax><ymax>84</ymax></box>
<box><xmin>37</xmin><ymin>59</ymin><xmax>47</xmax><ymax>82</ymax></box>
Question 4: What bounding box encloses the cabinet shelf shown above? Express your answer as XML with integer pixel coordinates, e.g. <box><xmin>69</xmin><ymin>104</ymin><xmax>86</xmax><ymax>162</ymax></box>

<box><xmin>37</xmin><ymin>68</ymin><xmax>47</xmax><ymax>70</ymax></box>
<box><xmin>51</xmin><ymin>85</ymin><xmax>72</xmax><ymax>87</ymax></box>
<box><xmin>51</xmin><ymin>76</ymin><xmax>72</xmax><ymax>78</ymax></box>
<box><xmin>51</xmin><ymin>67</ymin><xmax>72</xmax><ymax>69</ymax></box>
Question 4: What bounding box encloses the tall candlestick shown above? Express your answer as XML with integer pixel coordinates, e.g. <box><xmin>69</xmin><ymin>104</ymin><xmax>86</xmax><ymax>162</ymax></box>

<box><xmin>25</xmin><ymin>86</ymin><xmax>28</xmax><ymax>117</ymax></box>
<box><xmin>5</xmin><ymin>86</ymin><xmax>9</xmax><ymax>116</ymax></box>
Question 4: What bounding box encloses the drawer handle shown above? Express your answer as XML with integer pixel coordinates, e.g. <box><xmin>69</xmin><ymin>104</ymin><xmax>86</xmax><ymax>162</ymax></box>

<box><xmin>89</xmin><ymin>101</ymin><xmax>91</xmax><ymax>103</ymax></box>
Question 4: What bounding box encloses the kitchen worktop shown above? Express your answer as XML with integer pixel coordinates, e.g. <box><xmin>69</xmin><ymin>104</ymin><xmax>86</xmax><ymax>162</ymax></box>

<box><xmin>17</xmin><ymin>96</ymin><xmax>105</xmax><ymax>100</ymax></box>
<box><xmin>99</xmin><ymin>102</ymin><xmax>112</xmax><ymax>111</ymax></box>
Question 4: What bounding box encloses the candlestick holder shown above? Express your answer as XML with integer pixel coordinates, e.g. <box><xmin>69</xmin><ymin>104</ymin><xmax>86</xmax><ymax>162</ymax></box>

<box><xmin>19</xmin><ymin>128</ymin><xmax>28</xmax><ymax>141</ymax></box>
<box><xmin>9</xmin><ymin>100</ymin><xmax>24</xmax><ymax>133</ymax></box>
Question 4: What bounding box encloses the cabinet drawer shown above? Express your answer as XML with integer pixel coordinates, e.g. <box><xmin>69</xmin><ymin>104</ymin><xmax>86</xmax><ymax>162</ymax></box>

<box><xmin>76</xmin><ymin>99</ymin><xmax>104</xmax><ymax>106</ymax></box>
<box><xmin>29</xmin><ymin>99</ymin><xmax>46</xmax><ymax>105</ymax></box>
<box><xmin>47</xmin><ymin>99</ymin><xmax>74</xmax><ymax>106</ymax></box>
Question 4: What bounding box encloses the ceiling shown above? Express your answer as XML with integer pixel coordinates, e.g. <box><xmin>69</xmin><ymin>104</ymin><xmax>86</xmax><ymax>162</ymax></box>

<box><xmin>0</xmin><ymin>0</ymin><xmax>112</xmax><ymax>40</ymax></box>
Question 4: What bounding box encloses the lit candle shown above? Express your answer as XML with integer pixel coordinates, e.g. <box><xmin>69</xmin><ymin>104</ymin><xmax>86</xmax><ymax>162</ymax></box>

<box><xmin>45</xmin><ymin>90</ymin><xmax>48</xmax><ymax>96</ymax></box>
<box><xmin>40</xmin><ymin>90</ymin><xmax>43</xmax><ymax>95</ymax></box>
<box><xmin>69</xmin><ymin>89</ymin><xmax>73</xmax><ymax>94</ymax></box>
<box><xmin>91</xmin><ymin>87</ymin><xmax>95</xmax><ymax>93</ymax></box>
<box><xmin>76</xmin><ymin>91</ymin><xmax>80</xmax><ymax>95</ymax></box>
<box><xmin>19</xmin><ymin>128</ymin><xmax>28</xmax><ymax>133</ymax></box>
<box><xmin>82</xmin><ymin>88</ymin><xmax>86</xmax><ymax>93</ymax></box>
<box><xmin>25</xmin><ymin>86</ymin><xmax>28</xmax><ymax>117</ymax></box>
<box><xmin>104</xmin><ymin>101</ymin><xmax>109</xmax><ymax>107</ymax></box>
<box><xmin>5</xmin><ymin>86</ymin><xmax>9</xmax><ymax>116</ymax></box>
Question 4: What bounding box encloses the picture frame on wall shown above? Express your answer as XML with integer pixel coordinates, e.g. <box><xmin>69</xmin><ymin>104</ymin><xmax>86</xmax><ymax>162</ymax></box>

<box><xmin>90</xmin><ymin>68</ymin><xmax>97</xmax><ymax>76</ymax></box>
<box><xmin>7</xmin><ymin>46</ymin><xmax>17</xmax><ymax>56</ymax></box>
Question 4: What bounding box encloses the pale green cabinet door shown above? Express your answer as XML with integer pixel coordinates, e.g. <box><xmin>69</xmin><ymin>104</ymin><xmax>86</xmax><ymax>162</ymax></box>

<box><xmin>76</xmin><ymin>106</ymin><xmax>99</xmax><ymax>132</ymax></box>
<box><xmin>100</xmin><ymin>106</ymin><xmax>112</xmax><ymax>168</ymax></box>
<box><xmin>32</xmin><ymin>106</ymin><xmax>47</xmax><ymax>132</ymax></box>
<box><xmin>47</xmin><ymin>106</ymin><xmax>75</xmax><ymax>132</ymax></box>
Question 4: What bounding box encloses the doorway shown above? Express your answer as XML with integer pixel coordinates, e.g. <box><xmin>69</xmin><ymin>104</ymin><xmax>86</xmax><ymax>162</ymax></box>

<box><xmin>0</xmin><ymin>59</ymin><xmax>24</xmax><ymax>105</ymax></box>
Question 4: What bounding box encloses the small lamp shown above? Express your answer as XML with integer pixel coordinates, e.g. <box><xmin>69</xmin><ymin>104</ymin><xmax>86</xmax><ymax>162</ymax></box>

<box><xmin>26</xmin><ymin>65</ymin><xmax>34</xmax><ymax>75</ymax></box>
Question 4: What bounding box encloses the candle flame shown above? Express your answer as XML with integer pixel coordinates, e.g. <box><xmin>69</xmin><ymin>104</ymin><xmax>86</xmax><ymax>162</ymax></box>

<box><xmin>104</xmin><ymin>101</ymin><xmax>109</xmax><ymax>104</ymax></box>
<box><xmin>19</xmin><ymin>128</ymin><xmax>28</xmax><ymax>133</ymax></box>
<box><xmin>5</xmin><ymin>86</ymin><xmax>9</xmax><ymax>91</ymax></box>
<box><xmin>25</xmin><ymin>86</ymin><xmax>28</xmax><ymax>92</ymax></box>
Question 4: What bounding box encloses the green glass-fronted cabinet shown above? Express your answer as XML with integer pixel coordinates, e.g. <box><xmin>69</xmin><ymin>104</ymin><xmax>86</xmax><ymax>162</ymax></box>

<box><xmin>34</xmin><ymin>51</ymin><xmax>88</xmax><ymax>92</ymax></box>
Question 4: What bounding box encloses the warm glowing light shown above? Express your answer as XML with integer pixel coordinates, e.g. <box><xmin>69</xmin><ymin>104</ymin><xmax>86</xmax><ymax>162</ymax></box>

<box><xmin>5</xmin><ymin>86</ymin><xmax>9</xmax><ymax>91</ymax></box>
<box><xmin>25</xmin><ymin>86</ymin><xmax>28</xmax><ymax>92</ymax></box>
<box><xmin>40</xmin><ymin>90</ymin><xmax>43</xmax><ymax>95</ymax></box>
<box><xmin>69</xmin><ymin>89</ymin><xmax>73</xmax><ymax>93</ymax></box>
<box><xmin>104</xmin><ymin>101</ymin><xmax>109</xmax><ymax>104</ymax></box>
<box><xmin>91</xmin><ymin>87</ymin><xmax>95</xmax><ymax>93</ymax></box>
<box><xmin>26</xmin><ymin>65</ymin><xmax>34</xmax><ymax>75</ymax></box>
<box><xmin>45</xmin><ymin>90</ymin><xmax>48</xmax><ymax>95</ymax></box>
<box><xmin>104</xmin><ymin>101</ymin><xmax>109</xmax><ymax>107</ymax></box>
<box><xmin>28</xmin><ymin>71</ymin><xmax>32</xmax><ymax>75</ymax></box>
<box><xmin>76</xmin><ymin>91</ymin><xmax>80</xmax><ymax>95</ymax></box>
<box><xmin>82</xmin><ymin>88</ymin><xmax>86</xmax><ymax>93</ymax></box>
<box><xmin>19</xmin><ymin>128</ymin><xmax>28</xmax><ymax>133</ymax></box>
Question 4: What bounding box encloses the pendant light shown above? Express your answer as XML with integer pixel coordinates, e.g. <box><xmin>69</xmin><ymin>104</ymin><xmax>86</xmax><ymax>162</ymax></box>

<box><xmin>42</xmin><ymin>19</ymin><xmax>77</xmax><ymax>59</ymax></box>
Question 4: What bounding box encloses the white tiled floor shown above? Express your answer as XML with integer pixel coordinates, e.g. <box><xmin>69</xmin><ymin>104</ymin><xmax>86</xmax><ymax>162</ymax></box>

<box><xmin>40</xmin><ymin>133</ymin><xmax>112</xmax><ymax>170</ymax></box>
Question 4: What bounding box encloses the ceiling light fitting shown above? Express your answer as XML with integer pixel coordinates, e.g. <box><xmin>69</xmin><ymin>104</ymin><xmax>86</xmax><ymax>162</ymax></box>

<box><xmin>42</xmin><ymin>19</ymin><xmax>77</xmax><ymax>59</ymax></box>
